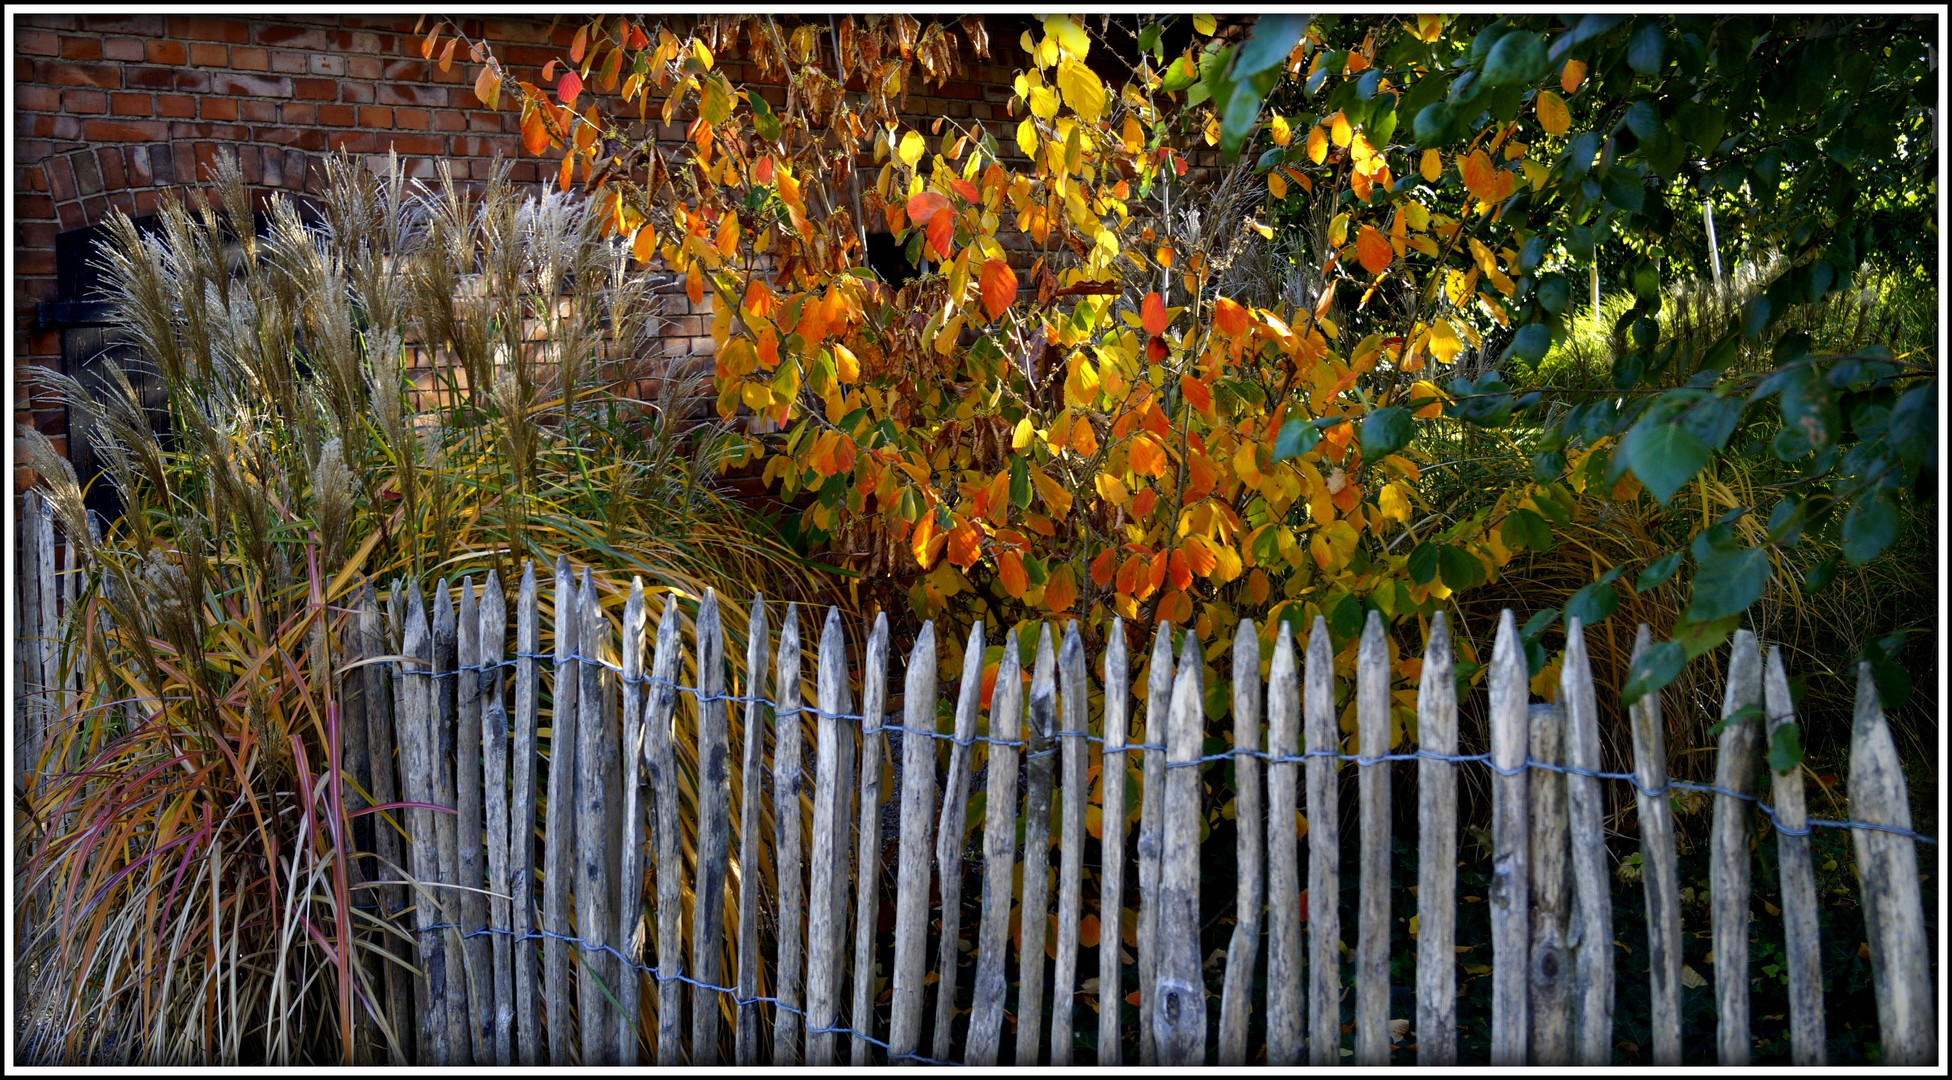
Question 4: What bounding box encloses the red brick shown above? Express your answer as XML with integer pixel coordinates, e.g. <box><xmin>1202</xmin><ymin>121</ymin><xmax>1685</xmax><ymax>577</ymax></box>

<box><xmin>169</xmin><ymin>16</ymin><xmax>250</xmax><ymax>44</ymax></box>
<box><xmin>78</xmin><ymin>14</ymin><xmax>164</xmax><ymax>35</ymax></box>
<box><xmin>347</xmin><ymin>56</ymin><xmax>383</xmax><ymax>80</ymax></box>
<box><xmin>317</xmin><ymin>103</ymin><xmax>356</xmax><ymax>126</ymax></box>
<box><xmin>390</xmin><ymin>106</ymin><xmax>428</xmax><ymax>129</ymax></box>
<box><xmin>72</xmin><ymin>151</ymin><xmax>103</xmax><ymax>194</ymax></box>
<box><xmin>200</xmin><ymin>97</ymin><xmax>238</xmax><ymax>121</ymax></box>
<box><xmin>356</xmin><ymin>105</ymin><xmax>393</xmax><ymax>128</ymax></box>
<box><xmin>34</xmin><ymin>61</ymin><xmax>119</xmax><ymax>88</ymax></box>
<box><xmin>103</xmin><ymin>36</ymin><xmax>145</xmax><ymax>61</ymax></box>
<box><xmin>260</xmin><ymin>146</ymin><xmax>284</xmax><ymax>186</ymax></box>
<box><xmin>57</xmin><ymin>201</ymin><xmax>87</xmax><ymax>230</ymax></box>
<box><xmin>255</xmin><ymin>127</ymin><xmax>328</xmax><ymax>152</ymax></box>
<box><xmin>432</xmin><ymin>109</ymin><xmax>466</xmax><ymax>133</ymax></box>
<box><xmin>340</xmin><ymin>81</ymin><xmax>374</xmax><ymax>104</ymax></box>
<box><xmin>292</xmin><ymin>77</ymin><xmax>338</xmax><ymax>101</ymax></box>
<box><xmin>327</xmin><ymin>131</ymin><xmax>379</xmax><ymax>154</ymax></box>
<box><xmin>15</xmin><ymin>248</ymin><xmax>56</xmax><ymax>277</ymax></box>
<box><xmin>15</xmin><ymin>85</ymin><xmax>60</xmax><ymax>111</ymax></box>
<box><xmin>332</xmin><ymin>30</ymin><xmax>383</xmax><ymax>52</ymax></box>
<box><xmin>44</xmin><ymin>156</ymin><xmax>76</xmax><ymax>202</ymax></box>
<box><xmin>82</xmin><ymin>119</ymin><xmax>169</xmax><ymax>143</ymax></box>
<box><xmin>124</xmin><ymin>145</ymin><xmax>156</xmax><ymax>185</ymax></box>
<box><xmin>144</xmin><ymin>39</ymin><xmax>187</xmax><ymax>65</ymax></box>
<box><xmin>122</xmin><ymin>66</ymin><xmax>173</xmax><ymax>89</ymax></box>
<box><xmin>255</xmin><ymin>24</ymin><xmax>329</xmax><ymax>50</ymax></box>
<box><xmin>280</xmin><ymin>103</ymin><xmax>318</xmax><ymax>125</ymax></box>
<box><xmin>133</xmin><ymin>189</ymin><xmax>160</xmax><ymax>215</ymax></box>
<box><xmin>172</xmin><ymin>69</ymin><xmax>211</xmax><ymax>92</ymax></box>
<box><xmin>271</xmin><ymin>51</ymin><xmax>307</xmax><ymax>74</ymax></box>
<box><xmin>212</xmin><ymin>71</ymin><xmax>292</xmax><ymax>97</ymax></box>
<box><xmin>60</xmin><ymin>88</ymin><xmax>107</xmax><ymax>114</ymax></box>
<box><xmin>18</xmin><ymin>29</ymin><xmax>59</xmax><ymax>55</ymax></box>
<box><xmin>378</xmin><ymin>83</ymin><xmax>444</xmax><ymax>106</ymax></box>
<box><xmin>230</xmin><ymin>46</ymin><xmax>269</xmax><ymax>71</ymax></box>
<box><xmin>239</xmin><ymin>99</ymin><xmax>277</xmax><ymax>123</ymax></box>
<box><xmin>97</xmin><ymin>147</ymin><xmax>127</xmax><ymax>190</ymax></box>
<box><xmin>16</xmin><ymin>139</ymin><xmax>54</xmax><ymax>166</ymax></box>
<box><xmin>16</xmin><ymin>193</ymin><xmax>57</xmax><ymax>221</ymax></box>
<box><xmin>110</xmin><ymin>93</ymin><xmax>152</xmax><ymax>117</ymax></box>
<box><xmin>188</xmin><ymin>42</ymin><xmax>228</xmax><ymax>67</ymax></box>
<box><xmin>156</xmin><ymin>94</ymin><xmax>196</xmax><ymax>118</ymax></box>
<box><xmin>59</xmin><ymin>36</ymin><xmax>103</xmax><ymax>61</ymax></box>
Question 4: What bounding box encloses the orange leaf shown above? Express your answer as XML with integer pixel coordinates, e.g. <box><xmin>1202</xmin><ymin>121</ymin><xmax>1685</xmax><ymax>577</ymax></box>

<box><xmin>1141</xmin><ymin>292</ymin><xmax>1169</xmax><ymax>336</ymax></box>
<box><xmin>979</xmin><ymin>259</ymin><xmax>1018</xmax><ymax>321</ymax></box>
<box><xmin>685</xmin><ymin>261</ymin><xmax>704</xmax><ymax>305</ymax></box>
<box><xmin>557</xmin><ymin>149</ymin><xmax>574</xmax><ymax>193</ymax></box>
<box><xmin>521</xmin><ymin>110</ymin><xmax>549</xmax><ymax>155</ymax></box>
<box><xmin>558</xmin><ymin>70</ymin><xmax>582</xmax><ymax>107</ymax></box>
<box><xmin>473</xmin><ymin>64</ymin><xmax>500</xmax><ymax>108</ymax></box>
<box><xmin>1090</xmin><ymin>547</ymin><xmax>1116</xmax><ymax>587</ymax></box>
<box><xmin>570</xmin><ymin>25</ymin><xmax>588</xmax><ymax>65</ymax></box>
<box><xmin>1213</xmin><ymin>296</ymin><xmax>1248</xmax><ymax>336</ymax></box>
<box><xmin>998</xmin><ymin>550</ymin><xmax>1028</xmax><ymax>598</ymax></box>
<box><xmin>925</xmin><ymin>211</ymin><xmax>953</xmax><ymax>261</ymax></box>
<box><xmin>542</xmin><ymin>59</ymin><xmax>556</xmax><ymax>82</ymax></box>
<box><xmin>1356</xmin><ymin>224</ymin><xmax>1394</xmax><ymax>275</ymax></box>
<box><xmin>632</xmin><ymin>224</ymin><xmax>657</xmax><ymax>264</ymax></box>
<box><xmin>1561</xmin><ymin>58</ymin><xmax>1587</xmax><ymax>95</ymax></box>
<box><xmin>947</xmin><ymin>520</ymin><xmax>982</xmax><ymax>568</ymax></box>
<box><xmin>1145</xmin><ymin>549</ymin><xmax>1169</xmax><ymax>596</ymax></box>
<box><xmin>421</xmin><ymin>24</ymin><xmax>438</xmax><ymax>60</ymax></box>
<box><xmin>912</xmin><ymin>513</ymin><xmax>942</xmax><ymax>568</ymax></box>
<box><xmin>439</xmin><ymin>36</ymin><xmax>457</xmax><ymax>73</ymax></box>
<box><xmin>1460</xmin><ymin>149</ymin><xmax>1496</xmax><ymax>201</ymax></box>
<box><xmin>1167</xmin><ymin>550</ymin><xmax>1193</xmax><ymax>592</ymax></box>
<box><xmin>1044</xmin><ymin>564</ymin><xmax>1078</xmax><ymax>612</ymax></box>
<box><xmin>1128</xmin><ymin>433</ymin><xmax>1167</xmax><ymax>477</ymax></box>
<box><xmin>1179</xmin><ymin>374</ymin><xmax>1213</xmax><ymax>417</ymax></box>
<box><xmin>1115</xmin><ymin>552</ymin><xmax>1145</xmax><ymax>597</ymax></box>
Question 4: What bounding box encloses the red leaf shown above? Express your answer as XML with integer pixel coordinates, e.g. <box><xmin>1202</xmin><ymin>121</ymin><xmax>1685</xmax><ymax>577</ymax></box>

<box><xmin>1179</xmin><ymin>374</ymin><xmax>1212</xmax><ymax>416</ymax></box>
<box><xmin>949</xmin><ymin>177</ymin><xmax>980</xmax><ymax>203</ymax></box>
<box><xmin>925</xmin><ymin>211</ymin><xmax>953</xmax><ymax>261</ymax></box>
<box><xmin>1141</xmin><ymin>291</ymin><xmax>1169</xmax><ymax>336</ymax></box>
<box><xmin>1090</xmin><ymin>547</ymin><xmax>1116</xmax><ymax>587</ymax></box>
<box><xmin>557</xmin><ymin>70</ymin><xmax>582</xmax><ymax>107</ymax></box>
<box><xmin>905</xmin><ymin>190</ymin><xmax>950</xmax><ymax>227</ymax></box>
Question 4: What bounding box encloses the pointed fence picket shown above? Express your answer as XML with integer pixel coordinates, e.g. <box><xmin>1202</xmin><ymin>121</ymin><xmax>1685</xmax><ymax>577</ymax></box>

<box><xmin>14</xmin><ymin>512</ymin><xmax>1938</xmax><ymax>1067</ymax></box>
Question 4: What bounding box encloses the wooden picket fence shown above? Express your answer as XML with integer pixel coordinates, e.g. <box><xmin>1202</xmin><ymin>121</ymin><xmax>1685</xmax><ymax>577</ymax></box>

<box><xmin>11</xmin><ymin>495</ymin><xmax>1939</xmax><ymax>1065</ymax></box>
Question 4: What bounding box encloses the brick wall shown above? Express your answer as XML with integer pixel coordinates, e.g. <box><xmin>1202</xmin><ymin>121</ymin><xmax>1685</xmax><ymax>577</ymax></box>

<box><xmin>13</xmin><ymin>13</ymin><xmax>1026</xmax><ymax>492</ymax></box>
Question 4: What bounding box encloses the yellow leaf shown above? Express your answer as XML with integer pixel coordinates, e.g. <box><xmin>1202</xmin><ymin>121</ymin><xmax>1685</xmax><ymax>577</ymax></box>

<box><xmin>1307</xmin><ymin>125</ymin><xmax>1328</xmax><ymax>165</ymax></box>
<box><xmin>898</xmin><ymin>129</ymin><xmax>926</xmax><ymax>168</ymax></box>
<box><xmin>1056</xmin><ymin>58</ymin><xmax>1106</xmax><ymax>122</ymax></box>
<box><xmin>1420</xmin><ymin>149</ymin><xmax>1442</xmax><ymax>183</ymax></box>
<box><xmin>1269</xmin><ymin>112</ymin><xmax>1292</xmax><ymax>147</ymax></box>
<box><xmin>1232</xmin><ymin>441</ymin><xmax>1263</xmax><ymax>488</ymax></box>
<box><xmin>1012</xmin><ymin>417</ymin><xmax>1035</xmax><ymax>451</ymax></box>
<box><xmin>1379</xmin><ymin>482</ymin><xmax>1409</xmax><ymax>524</ymax></box>
<box><xmin>1121</xmin><ymin>114</ymin><xmax>1144</xmax><ymax>154</ymax></box>
<box><xmin>832</xmin><ymin>343</ymin><xmax>861</xmax><ymax>383</ymax></box>
<box><xmin>1193</xmin><ymin>13</ymin><xmax>1217</xmax><ymax>36</ymax></box>
<box><xmin>714</xmin><ymin>213</ymin><xmax>740</xmax><ymax>258</ymax></box>
<box><xmin>1031</xmin><ymin>467</ymin><xmax>1073</xmax><ymax>518</ymax></box>
<box><xmin>1330</xmin><ymin>111</ymin><xmax>1352</xmax><ymax>148</ymax></box>
<box><xmin>1268</xmin><ymin>170</ymin><xmax>1288</xmax><ymax>200</ymax></box>
<box><xmin>1016</xmin><ymin>116</ymin><xmax>1040</xmax><ymax>156</ymax></box>
<box><xmin>1536</xmin><ymin>89</ymin><xmax>1571</xmax><ymax>136</ymax></box>
<box><xmin>1427</xmin><ymin>319</ymin><xmax>1464</xmax><ymax>364</ymax></box>
<box><xmin>1044</xmin><ymin>14</ymin><xmax>1090</xmax><ymax>57</ymax></box>
<box><xmin>1095</xmin><ymin>472</ymin><xmax>1130</xmax><ymax>504</ymax></box>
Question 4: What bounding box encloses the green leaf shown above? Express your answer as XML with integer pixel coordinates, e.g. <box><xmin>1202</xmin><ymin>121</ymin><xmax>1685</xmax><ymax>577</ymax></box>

<box><xmin>1521</xmin><ymin>607</ymin><xmax>1561</xmax><ymax>639</ymax></box>
<box><xmin>1138</xmin><ymin>21</ymin><xmax>1162</xmax><ymax>57</ymax></box>
<box><xmin>1674</xmin><ymin>613</ymin><xmax>1740</xmax><ymax>659</ymax></box>
<box><xmin>1272</xmin><ymin>418</ymin><xmax>1322</xmax><ymax>462</ymax></box>
<box><xmin>1407</xmin><ymin>541</ymin><xmax>1439</xmax><ymax>585</ymax></box>
<box><xmin>1330</xmin><ymin>591</ymin><xmax>1365</xmax><ymax>640</ymax></box>
<box><xmin>1684</xmin><ymin>544</ymin><xmax>1770</xmax><ymax>622</ymax></box>
<box><xmin>1841</xmin><ymin>491</ymin><xmax>1898</xmax><ymax>566</ymax></box>
<box><xmin>1623</xmin><ymin>640</ymin><xmax>1686</xmax><ymax>706</ymax></box>
<box><xmin>1506</xmin><ymin>322</ymin><xmax>1552</xmax><ymax>365</ymax></box>
<box><xmin>1741</xmin><ymin>295</ymin><xmax>1772</xmax><ymax>338</ymax></box>
<box><xmin>1621</xmin><ymin>419</ymin><xmax>1710</xmax><ymax>504</ymax></box>
<box><xmin>1802</xmin><ymin>553</ymin><xmax>1840</xmax><ymax>595</ymax></box>
<box><xmin>1481</xmin><ymin>30</ymin><xmax>1547</xmax><ymax>86</ymax></box>
<box><xmin>1219</xmin><ymin>77</ymin><xmax>1262</xmax><ymax>159</ymax></box>
<box><xmin>1009</xmin><ymin>455</ymin><xmax>1031</xmax><ymax>509</ymax></box>
<box><xmin>1501</xmin><ymin>507</ymin><xmax>1553</xmax><ymax>552</ymax></box>
<box><xmin>1766</xmin><ymin>721</ymin><xmax>1804</xmax><ymax>774</ymax></box>
<box><xmin>1887</xmin><ymin>382</ymin><xmax>1934</xmax><ymax>469</ymax></box>
<box><xmin>1437</xmin><ymin>544</ymin><xmax>1483</xmax><ymax>592</ymax></box>
<box><xmin>1360</xmin><ymin>406</ymin><xmax>1417</xmax><ymax>459</ymax></box>
<box><xmin>1565</xmin><ymin>580</ymin><xmax>1619</xmax><ymax>627</ymax></box>
<box><xmin>1234</xmin><ymin>14</ymin><xmax>1310</xmax><ymax>78</ymax></box>
<box><xmin>1636</xmin><ymin>550</ymin><xmax>1683</xmax><ymax>592</ymax></box>
<box><xmin>1159</xmin><ymin>54</ymin><xmax>1200</xmax><ymax>93</ymax></box>
<box><xmin>1627</xmin><ymin>21</ymin><xmax>1666</xmax><ymax>74</ymax></box>
<box><xmin>1779</xmin><ymin>366</ymin><xmax>1840</xmax><ymax>450</ymax></box>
